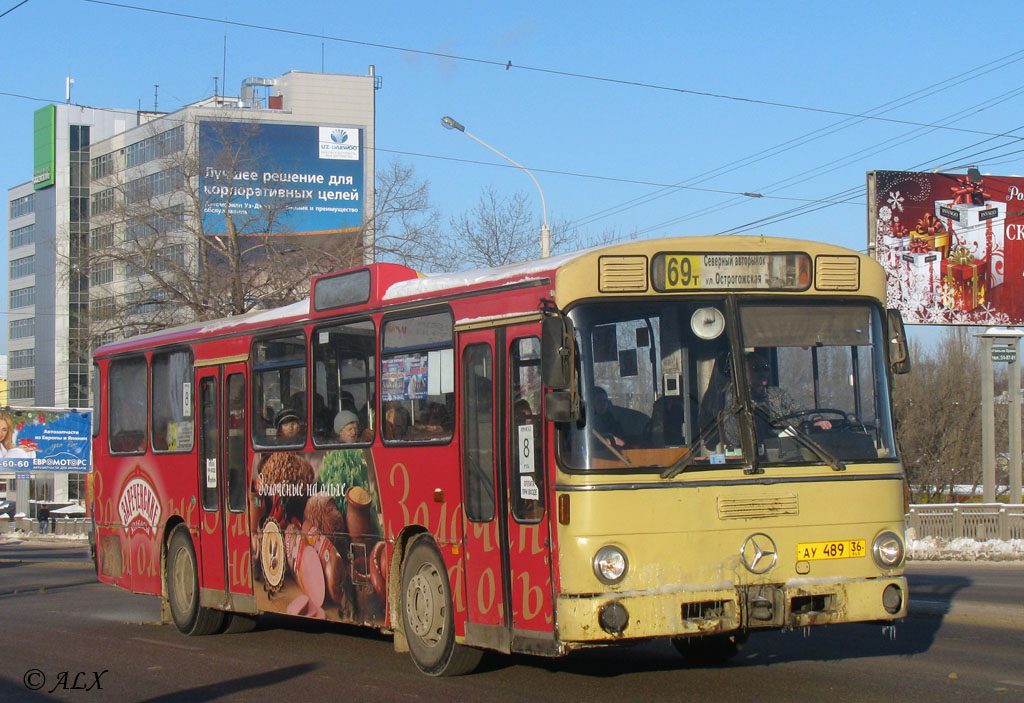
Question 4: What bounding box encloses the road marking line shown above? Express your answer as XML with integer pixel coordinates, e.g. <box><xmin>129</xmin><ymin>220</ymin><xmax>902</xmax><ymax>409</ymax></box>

<box><xmin>131</xmin><ymin>637</ymin><xmax>199</xmax><ymax>651</ymax></box>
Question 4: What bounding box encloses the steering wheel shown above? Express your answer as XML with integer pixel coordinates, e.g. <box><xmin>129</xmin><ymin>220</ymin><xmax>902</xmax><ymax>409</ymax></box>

<box><xmin>770</xmin><ymin>408</ymin><xmax>851</xmax><ymax>432</ymax></box>
<box><xmin>590</xmin><ymin>428</ymin><xmax>633</xmax><ymax>465</ymax></box>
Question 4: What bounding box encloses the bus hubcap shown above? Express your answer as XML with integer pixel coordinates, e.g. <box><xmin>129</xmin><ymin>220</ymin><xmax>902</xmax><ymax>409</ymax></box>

<box><xmin>406</xmin><ymin>565</ymin><xmax>443</xmax><ymax>644</ymax></box>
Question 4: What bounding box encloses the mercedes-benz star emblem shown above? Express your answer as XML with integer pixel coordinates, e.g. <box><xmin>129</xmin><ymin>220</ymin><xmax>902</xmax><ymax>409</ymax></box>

<box><xmin>740</xmin><ymin>533</ymin><xmax>778</xmax><ymax>574</ymax></box>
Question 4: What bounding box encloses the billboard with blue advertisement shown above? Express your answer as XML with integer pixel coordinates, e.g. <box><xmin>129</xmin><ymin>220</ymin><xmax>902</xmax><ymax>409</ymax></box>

<box><xmin>198</xmin><ymin>120</ymin><xmax>365</xmax><ymax>237</ymax></box>
<box><xmin>0</xmin><ymin>407</ymin><xmax>92</xmax><ymax>472</ymax></box>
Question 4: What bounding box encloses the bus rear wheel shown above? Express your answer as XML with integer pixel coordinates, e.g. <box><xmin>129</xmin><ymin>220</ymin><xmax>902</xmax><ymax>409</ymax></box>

<box><xmin>167</xmin><ymin>526</ymin><xmax>224</xmax><ymax>636</ymax></box>
<box><xmin>672</xmin><ymin>631</ymin><xmax>748</xmax><ymax>664</ymax></box>
<box><xmin>401</xmin><ymin>536</ymin><xmax>482</xmax><ymax>676</ymax></box>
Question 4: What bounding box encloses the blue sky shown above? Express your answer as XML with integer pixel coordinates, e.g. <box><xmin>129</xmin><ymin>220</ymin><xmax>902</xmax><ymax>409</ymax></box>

<box><xmin>4</xmin><ymin>0</ymin><xmax>1024</xmax><ymax>353</ymax></box>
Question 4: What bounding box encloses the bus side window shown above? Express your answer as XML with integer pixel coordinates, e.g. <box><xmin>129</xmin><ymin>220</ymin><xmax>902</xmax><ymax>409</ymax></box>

<box><xmin>510</xmin><ymin>337</ymin><xmax>543</xmax><ymax>522</ymax></box>
<box><xmin>251</xmin><ymin>332</ymin><xmax>308</xmax><ymax>449</ymax></box>
<box><xmin>151</xmin><ymin>349</ymin><xmax>194</xmax><ymax>453</ymax></box>
<box><xmin>463</xmin><ymin>344</ymin><xmax>495</xmax><ymax>522</ymax></box>
<box><xmin>380</xmin><ymin>310</ymin><xmax>455</xmax><ymax>445</ymax></box>
<box><xmin>109</xmin><ymin>356</ymin><xmax>148</xmax><ymax>454</ymax></box>
<box><xmin>312</xmin><ymin>320</ymin><xmax>376</xmax><ymax>447</ymax></box>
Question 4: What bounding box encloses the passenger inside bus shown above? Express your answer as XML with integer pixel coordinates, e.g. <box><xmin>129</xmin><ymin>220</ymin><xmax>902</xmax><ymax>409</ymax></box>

<box><xmin>382</xmin><ymin>402</ymin><xmax>411</xmax><ymax>440</ymax></box>
<box><xmin>589</xmin><ymin>386</ymin><xmax>626</xmax><ymax>448</ymax></box>
<box><xmin>514</xmin><ymin>398</ymin><xmax>532</xmax><ymax>423</ymax></box>
<box><xmin>413</xmin><ymin>402</ymin><xmax>452</xmax><ymax>440</ymax></box>
<box><xmin>275</xmin><ymin>408</ymin><xmax>306</xmax><ymax>443</ymax></box>
<box><xmin>699</xmin><ymin>351</ymin><xmax>831</xmax><ymax>449</ymax></box>
<box><xmin>334</xmin><ymin>410</ymin><xmax>372</xmax><ymax>444</ymax></box>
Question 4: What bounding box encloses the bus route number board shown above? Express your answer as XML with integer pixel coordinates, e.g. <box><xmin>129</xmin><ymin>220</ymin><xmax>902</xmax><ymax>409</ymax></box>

<box><xmin>796</xmin><ymin>539</ymin><xmax>866</xmax><ymax>561</ymax></box>
<box><xmin>663</xmin><ymin>254</ymin><xmax>774</xmax><ymax>290</ymax></box>
<box><xmin>664</xmin><ymin>254</ymin><xmax>702</xmax><ymax>289</ymax></box>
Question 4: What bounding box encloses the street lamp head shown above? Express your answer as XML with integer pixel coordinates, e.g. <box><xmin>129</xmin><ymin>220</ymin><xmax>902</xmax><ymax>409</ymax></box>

<box><xmin>441</xmin><ymin>115</ymin><xmax>465</xmax><ymax>132</ymax></box>
<box><xmin>439</xmin><ymin>114</ymin><xmax>549</xmax><ymax>258</ymax></box>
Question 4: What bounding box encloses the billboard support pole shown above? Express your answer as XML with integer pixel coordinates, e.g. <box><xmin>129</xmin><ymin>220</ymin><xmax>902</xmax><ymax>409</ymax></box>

<box><xmin>978</xmin><ymin>328</ymin><xmax>1024</xmax><ymax>504</ymax></box>
<box><xmin>981</xmin><ymin>336</ymin><xmax>995</xmax><ymax>503</ymax></box>
<box><xmin>1010</xmin><ymin>337</ymin><xmax>1022</xmax><ymax>504</ymax></box>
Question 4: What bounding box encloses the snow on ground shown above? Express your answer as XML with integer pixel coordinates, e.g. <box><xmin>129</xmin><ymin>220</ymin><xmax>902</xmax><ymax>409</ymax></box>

<box><xmin>906</xmin><ymin>529</ymin><xmax>1024</xmax><ymax>561</ymax></box>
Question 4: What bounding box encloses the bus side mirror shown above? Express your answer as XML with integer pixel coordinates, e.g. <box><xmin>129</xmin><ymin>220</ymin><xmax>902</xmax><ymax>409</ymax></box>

<box><xmin>886</xmin><ymin>309</ymin><xmax>911</xmax><ymax>374</ymax></box>
<box><xmin>542</xmin><ymin>314</ymin><xmax>579</xmax><ymax>422</ymax></box>
<box><xmin>545</xmin><ymin>391</ymin><xmax>576</xmax><ymax>423</ymax></box>
<box><xmin>542</xmin><ymin>315</ymin><xmax>575</xmax><ymax>390</ymax></box>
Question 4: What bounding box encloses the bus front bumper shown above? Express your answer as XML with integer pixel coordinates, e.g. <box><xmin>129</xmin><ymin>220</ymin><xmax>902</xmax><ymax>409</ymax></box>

<box><xmin>556</xmin><ymin>575</ymin><xmax>908</xmax><ymax>644</ymax></box>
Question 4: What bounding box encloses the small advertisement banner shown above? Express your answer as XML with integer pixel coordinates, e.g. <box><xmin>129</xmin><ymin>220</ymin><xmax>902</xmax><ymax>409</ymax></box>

<box><xmin>868</xmin><ymin>170</ymin><xmax>1024</xmax><ymax>325</ymax></box>
<box><xmin>0</xmin><ymin>407</ymin><xmax>92</xmax><ymax>472</ymax></box>
<box><xmin>381</xmin><ymin>355</ymin><xmax>429</xmax><ymax>401</ymax></box>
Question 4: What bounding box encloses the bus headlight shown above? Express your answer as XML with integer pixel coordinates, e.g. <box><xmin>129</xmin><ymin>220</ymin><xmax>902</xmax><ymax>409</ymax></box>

<box><xmin>872</xmin><ymin>532</ymin><xmax>905</xmax><ymax>568</ymax></box>
<box><xmin>593</xmin><ymin>545</ymin><xmax>629</xmax><ymax>585</ymax></box>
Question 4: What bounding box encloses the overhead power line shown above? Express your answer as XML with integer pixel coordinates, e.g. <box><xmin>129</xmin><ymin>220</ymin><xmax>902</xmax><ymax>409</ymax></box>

<box><xmin>630</xmin><ymin>86</ymin><xmax>1024</xmax><ymax>239</ymax></box>
<box><xmin>570</xmin><ymin>51</ymin><xmax>1024</xmax><ymax>231</ymax></box>
<box><xmin>0</xmin><ymin>0</ymin><xmax>31</xmax><ymax>20</ymax></box>
<box><xmin>84</xmin><ymin>0</ymin><xmax>1024</xmax><ymax>140</ymax></box>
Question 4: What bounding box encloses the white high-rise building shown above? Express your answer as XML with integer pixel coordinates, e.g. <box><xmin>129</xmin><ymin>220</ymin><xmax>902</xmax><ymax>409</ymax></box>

<box><xmin>4</xmin><ymin>69</ymin><xmax>376</xmax><ymax>513</ymax></box>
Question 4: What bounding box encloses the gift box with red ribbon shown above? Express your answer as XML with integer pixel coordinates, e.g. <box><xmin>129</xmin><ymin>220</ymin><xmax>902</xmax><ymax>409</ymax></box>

<box><xmin>933</xmin><ymin>176</ymin><xmax>1006</xmax><ymax>288</ymax></box>
<box><xmin>901</xmin><ymin>238</ymin><xmax>941</xmax><ymax>305</ymax></box>
<box><xmin>880</xmin><ymin>220</ymin><xmax>912</xmax><ymax>250</ymax></box>
<box><xmin>911</xmin><ymin>213</ymin><xmax>951</xmax><ymax>259</ymax></box>
<box><xmin>940</xmin><ymin>246</ymin><xmax>988</xmax><ymax>312</ymax></box>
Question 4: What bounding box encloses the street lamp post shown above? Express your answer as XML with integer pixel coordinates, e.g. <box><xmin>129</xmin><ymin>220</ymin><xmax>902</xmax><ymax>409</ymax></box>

<box><xmin>441</xmin><ymin>115</ymin><xmax>550</xmax><ymax>258</ymax></box>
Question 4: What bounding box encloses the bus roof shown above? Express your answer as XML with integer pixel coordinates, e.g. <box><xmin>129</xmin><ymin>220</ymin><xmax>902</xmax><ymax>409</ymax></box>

<box><xmin>92</xmin><ymin>236</ymin><xmax>878</xmax><ymax>359</ymax></box>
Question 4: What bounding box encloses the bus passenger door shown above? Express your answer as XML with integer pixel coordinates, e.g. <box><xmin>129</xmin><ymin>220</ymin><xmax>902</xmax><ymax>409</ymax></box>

<box><xmin>459</xmin><ymin>327</ymin><xmax>556</xmax><ymax>653</ymax></box>
<box><xmin>197</xmin><ymin>364</ymin><xmax>253</xmax><ymax>609</ymax></box>
<box><xmin>504</xmin><ymin>329</ymin><xmax>556</xmax><ymax>649</ymax></box>
<box><xmin>197</xmin><ymin>369</ymin><xmax>227</xmax><ymax>599</ymax></box>
<box><xmin>222</xmin><ymin>366</ymin><xmax>253</xmax><ymax>599</ymax></box>
<box><xmin>459</xmin><ymin>331</ymin><xmax>511</xmax><ymax>652</ymax></box>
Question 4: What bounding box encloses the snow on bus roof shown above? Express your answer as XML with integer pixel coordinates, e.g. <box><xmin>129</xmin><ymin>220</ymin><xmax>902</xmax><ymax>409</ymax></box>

<box><xmin>382</xmin><ymin>249</ymin><xmax>588</xmax><ymax>302</ymax></box>
<box><xmin>199</xmin><ymin>298</ymin><xmax>311</xmax><ymax>334</ymax></box>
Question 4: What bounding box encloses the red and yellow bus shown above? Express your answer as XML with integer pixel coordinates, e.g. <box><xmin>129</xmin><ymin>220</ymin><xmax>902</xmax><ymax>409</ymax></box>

<box><xmin>92</xmin><ymin>235</ymin><xmax>910</xmax><ymax>675</ymax></box>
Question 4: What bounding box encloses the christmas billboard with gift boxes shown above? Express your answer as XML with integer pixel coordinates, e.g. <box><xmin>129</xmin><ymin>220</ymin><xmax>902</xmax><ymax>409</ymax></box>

<box><xmin>867</xmin><ymin>170</ymin><xmax>1024</xmax><ymax>325</ymax></box>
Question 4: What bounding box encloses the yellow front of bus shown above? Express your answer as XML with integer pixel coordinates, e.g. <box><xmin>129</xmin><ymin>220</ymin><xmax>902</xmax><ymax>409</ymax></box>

<box><xmin>547</xmin><ymin>241</ymin><xmax>908</xmax><ymax>657</ymax></box>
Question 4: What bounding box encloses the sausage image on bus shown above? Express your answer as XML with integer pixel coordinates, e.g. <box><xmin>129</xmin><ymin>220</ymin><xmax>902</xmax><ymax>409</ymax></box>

<box><xmin>251</xmin><ymin>448</ymin><xmax>386</xmax><ymax>625</ymax></box>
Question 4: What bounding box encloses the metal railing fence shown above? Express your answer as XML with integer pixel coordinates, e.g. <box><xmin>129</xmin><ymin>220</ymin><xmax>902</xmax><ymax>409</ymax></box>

<box><xmin>906</xmin><ymin>504</ymin><xmax>1024</xmax><ymax>541</ymax></box>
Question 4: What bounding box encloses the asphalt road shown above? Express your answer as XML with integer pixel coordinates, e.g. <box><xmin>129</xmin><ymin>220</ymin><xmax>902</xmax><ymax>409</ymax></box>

<box><xmin>0</xmin><ymin>539</ymin><xmax>1021</xmax><ymax>702</ymax></box>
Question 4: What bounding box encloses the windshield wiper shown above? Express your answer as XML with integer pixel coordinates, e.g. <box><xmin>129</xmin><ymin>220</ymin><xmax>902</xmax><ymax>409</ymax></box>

<box><xmin>754</xmin><ymin>406</ymin><xmax>846</xmax><ymax>472</ymax></box>
<box><xmin>661</xmin><ymin>403</ymin><xmax>740</xmax><ymax>479</ymax></box>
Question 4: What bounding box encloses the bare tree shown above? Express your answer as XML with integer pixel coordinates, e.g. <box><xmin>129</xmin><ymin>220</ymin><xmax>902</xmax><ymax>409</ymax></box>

<box><xmin>84</xmin><ymin>117</ymin><xmax>365</xmax><ymax>342</ymax></box>
<box><xmin>424</xmin><ymin>187</ymin><xmax>577</xmax><ymax>272</ymax></box>
<box><xmin>893</xmin><ymin>327</ymin><xmax>1007</xmax><ymax>502</ymax></box>
<box><xmin>367</xmin><ymin>158</ymin><xmax>441</xmax><ymax>269</ymax></box>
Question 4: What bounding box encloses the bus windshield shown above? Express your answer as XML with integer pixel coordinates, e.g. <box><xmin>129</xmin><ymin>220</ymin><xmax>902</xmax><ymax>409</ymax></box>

<box><xmin>558</xmin><ymin>299</ymin><xmax>897</xmax><ymax>471</ymax></box>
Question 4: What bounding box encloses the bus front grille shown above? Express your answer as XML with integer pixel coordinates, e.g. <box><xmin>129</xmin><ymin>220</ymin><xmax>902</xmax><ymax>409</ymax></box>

<box><xmin>717</xmin><ymin>494</ymin><xmax>799</xmax><ymax>519</ymax></box>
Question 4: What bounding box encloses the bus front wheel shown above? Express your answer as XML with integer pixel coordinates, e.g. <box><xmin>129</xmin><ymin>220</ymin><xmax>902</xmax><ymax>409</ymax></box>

<box><xmin>166</xmin><ymin>526</ymin><xmax>224</xmax><ymax>636</ymax></box>
<box><xmin>400</xmin><ymin>536</ymin><xmax>482</xmax><ymax>676</ymax></box>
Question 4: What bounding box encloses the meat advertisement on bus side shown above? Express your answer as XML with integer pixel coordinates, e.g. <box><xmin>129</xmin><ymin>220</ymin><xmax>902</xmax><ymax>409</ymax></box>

<box><xmin>249</xmin><ymin>448</ymin><xmax>388</xmax><ymax>625</ymax></box>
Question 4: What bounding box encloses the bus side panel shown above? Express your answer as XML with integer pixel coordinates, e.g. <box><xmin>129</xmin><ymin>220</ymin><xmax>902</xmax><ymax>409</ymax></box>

<box><xmin>374</xmin><ymin>441</ymin><xmax>468</xmax><ymax>635</ymax></box>
<box><xmin>94</xmin><ymin>452</ymin><xmax>196</xmax><ymax>597</ymax></box>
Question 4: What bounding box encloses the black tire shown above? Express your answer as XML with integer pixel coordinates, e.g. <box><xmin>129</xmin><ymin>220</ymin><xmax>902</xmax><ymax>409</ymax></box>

<box><xmin>221</xmin><ymin>612</ymin><xmax>259</xmax><ymax>634</ymax></box>
<box><xmin>400</xmin><ymin>536</ymin><xmax>482</xmax><ymax>676</ymax></box>
<box><xmin>672</xmin><ymin>631</ymin><xmax>748</xmax><ymax>664</ymax></box>
<box><xmin>166</xmin><ymin>526</ymin><xmax>224</xmax><ymax>636</ymax></box>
